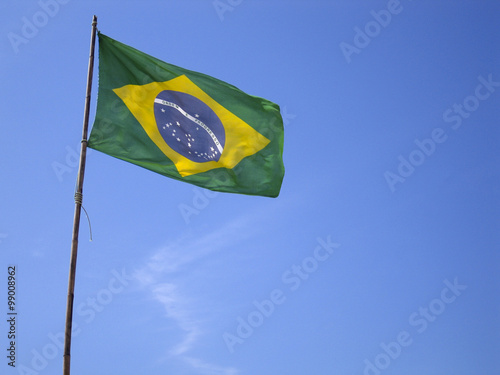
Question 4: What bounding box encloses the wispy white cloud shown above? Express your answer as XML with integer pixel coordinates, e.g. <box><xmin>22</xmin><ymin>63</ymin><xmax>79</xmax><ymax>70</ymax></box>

<box><xmin>132</xmin><ymin>214</ymin><xmax>262</xmax><ymax>375</ymax></box>
<box><xmin>135</xmin><ymin>213</ymin><xmax>258</xmax><ymax>283</ymax></box>
<box><xmin>151</xmin><ymin>282</ymin><xmax>201</xmax><ymax>356</ymax></box>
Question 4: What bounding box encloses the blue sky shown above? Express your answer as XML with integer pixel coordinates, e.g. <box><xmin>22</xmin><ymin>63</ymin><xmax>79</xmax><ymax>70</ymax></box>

<box><xmin>1</xmin><ymin>1</ymin><xmax>499</xmax><ymax>374</ymax></box>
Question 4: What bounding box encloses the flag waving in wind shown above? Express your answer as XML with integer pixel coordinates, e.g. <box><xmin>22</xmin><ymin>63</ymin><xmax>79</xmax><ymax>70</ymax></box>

<box><xmin>88</xmin><ymin>33</ymin><xmax>284</xmax><ymax>197</ymax></box>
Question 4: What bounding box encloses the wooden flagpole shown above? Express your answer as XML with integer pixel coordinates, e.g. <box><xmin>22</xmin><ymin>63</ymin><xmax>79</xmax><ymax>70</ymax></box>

<box><xmin>63</xmin><ymin>15</ymin><xmax>97</xmax><ymax>375</ymax></box>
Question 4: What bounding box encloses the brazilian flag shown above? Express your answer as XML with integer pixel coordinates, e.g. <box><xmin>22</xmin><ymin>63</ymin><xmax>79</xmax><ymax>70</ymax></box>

<box><xmin>88</xmin><ymin>33</ymin><xmax>284</xmax><ymax>197</ymax></box>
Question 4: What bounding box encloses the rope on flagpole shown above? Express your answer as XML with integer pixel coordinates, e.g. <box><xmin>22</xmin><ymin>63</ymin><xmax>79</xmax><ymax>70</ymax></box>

<box><xmin>74</xmin><ymin>192</ymin><xmax>93</xmax><ymax>242</ymax></box>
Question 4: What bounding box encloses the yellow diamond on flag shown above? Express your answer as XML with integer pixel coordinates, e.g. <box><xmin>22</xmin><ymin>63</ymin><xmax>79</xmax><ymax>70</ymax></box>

<box><xmin>113</xmin><ymin>75</ymin><xmax>271</xmax><ymax>177</ymax></box>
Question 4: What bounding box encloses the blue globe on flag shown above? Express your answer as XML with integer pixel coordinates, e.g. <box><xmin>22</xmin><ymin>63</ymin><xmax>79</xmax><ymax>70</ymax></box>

<box><xmin>154</xmin><ymin>90</ymin><xmax>226</xmax><ymax>163</ymax></box>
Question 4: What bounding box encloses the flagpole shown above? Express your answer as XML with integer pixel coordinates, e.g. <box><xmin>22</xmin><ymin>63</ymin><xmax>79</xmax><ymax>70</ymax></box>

<box><xmin>63</xmin><ymin>15</ymin><xmax>97</xmax><ymax>375</ymax></box>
